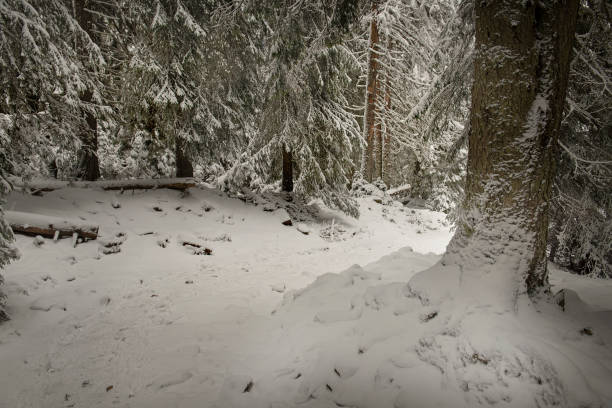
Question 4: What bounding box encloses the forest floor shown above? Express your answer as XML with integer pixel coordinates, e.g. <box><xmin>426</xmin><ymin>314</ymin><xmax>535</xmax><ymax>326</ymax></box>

<box><xmin>0</xmin><ymin>184</ymin><xmax>611</xmax><ymax>407</ymax></box>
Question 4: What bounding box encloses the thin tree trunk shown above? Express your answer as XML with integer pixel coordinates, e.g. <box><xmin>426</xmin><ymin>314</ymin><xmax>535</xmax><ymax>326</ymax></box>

<box><xmin>374</xmin><ymin>76</ymin><xmax>383</xmax><ymax>182</ymax></box>
<box><xmin>74</xmin><ymin>0</ymin><xmax>100</xmax><ymax>181</ymax></box>
<box><xmin>382</xmin><ymin>39</ymin><xmax>393</xmax><ymax>186</ymax></box>
<box><xmin>360</xmin><ymin>1</ymin><xmax>379</xmax><ymax>183</ymax></box>
<box><xmin>282</xmin><ymin>147</ymin><xmax>293</xmax><ymax>192</ymax></box>
<box><xmin>444</xmin><ymin>0</ymin><xmax>579</xmax><ymax>296</ymax></box>
<box><xmin>547</xmin><ymin>195</ymin><xmax>562</xmax><ymax>263</ymax></box>
<box><xmin>175</xmin><ymin>138</ymin><xmax>194</xmax><ymax>178</ymax></box>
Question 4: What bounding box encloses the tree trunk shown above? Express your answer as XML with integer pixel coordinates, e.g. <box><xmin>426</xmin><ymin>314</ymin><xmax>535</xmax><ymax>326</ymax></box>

<box><xmin>48</xmin><ymin>159</ymin><xmax>58</xmax><ymax>179</ymax></box>
<box><xmin>74</xmin><ymin>0</ymin><xmax>100</xmax><ymax>181</ymax></box>
<box><xmin>282</xmin><ymin>147</ymin><xmax>293</xmax><ymax>192</ymax></box>
<box><xmin>360</xmin><ymin>1</ymin><xmax>380</xmax><ymax>183</ymax></box>
<box><xmin>382</xmin><ymin>39</ymin><xmax>393</xmax><ymax>186</ymax></box>
<box><xmin>444</xmin><ymin>0</ymin><xmax>579</xmax><ymax>296</ymax></box>
<box><xmin>77</xmin><ymin>89</ymin><xmax>100</xmax><ymax>181</ymax></box>
<box><xmin>374</xmin><ymin>76</ymin><xmax>383</xmax><ymax>182</ymax></box>
<box><xmin>175</xmin><ymin>138</ymin><xmax>194</xmax><ymax>178</ymax></box>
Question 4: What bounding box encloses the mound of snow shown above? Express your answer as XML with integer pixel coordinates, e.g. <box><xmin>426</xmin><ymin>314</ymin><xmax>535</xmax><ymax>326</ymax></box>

<box><xmin>231</xmin><ymin>250</ymin><xmax>612</xmax><ymax>408</ymax></box>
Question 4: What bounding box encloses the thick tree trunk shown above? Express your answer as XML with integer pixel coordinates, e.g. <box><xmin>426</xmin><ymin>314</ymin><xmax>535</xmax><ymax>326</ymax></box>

<box><xmin>74</xmin><ymin>0</ymin><xmax>100</xmax><ymax>181</ymax></box>
<box><xmin>444</xmin><ymin>0</ymin><xmax>579</xmax><ymax>296</ymax></box>
<box><xmin>282</xmin><ymin>147</ymin><xmax>293</xmax><ymax>192</ymax></box>
<box><xmin>175</xmin><ymin>138</ymin><xmax>194</xmax><ymax>178</ymax></box>
<box><xmin>360</xmin><ymin>1</ymin><xmax>380</xmax><ymax>183</ymax></box>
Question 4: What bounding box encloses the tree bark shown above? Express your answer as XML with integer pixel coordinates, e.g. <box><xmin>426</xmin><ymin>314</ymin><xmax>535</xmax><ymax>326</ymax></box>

<box><xmin>282</xmin><ymin>147</ymin><xmax>293</xmax><ymax>192</ymax></box>
<box><xmin>74</xmin><ymin>0</ymin><xmax>100</xmax><ymax>181</ymax></box>
<box><xmin>382</xmin><ymin>39</ymin><xmax>393</xmax><ymax>186</ymax></box>
<box><xmin>175</xmin><ymin>138</ymin><xmax>194</xmax><ymax>178</ymax></box>
<box><xmin>360</xmin><ymin>1</ymin><xmax>380</xmax><ymax>182</ymax></box>
<box><xmin>445</xmin><ymin>0</ymin><xmax>579</xmax><ymax>296</ymax></box>
<box><xmin>374</xmin><ymin>76</ymin><xmax>383</xmax><ymax>182</ymax></box>
<box><xmin>77</xmin><ymin>89</ymin><xmax>100</xmax><ymax>181</ymax></box>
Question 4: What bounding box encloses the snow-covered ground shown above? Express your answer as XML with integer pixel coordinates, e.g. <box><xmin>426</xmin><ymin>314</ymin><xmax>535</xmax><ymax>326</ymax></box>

<box><xmin>0</xmin><ymin>185</ymin><xmax>448</xmax><ymax>407</ymax></box>
<box><xmin>1</xmin><ymin>185</ymin><xmax>611</xmax><ymax>408</ymax></box>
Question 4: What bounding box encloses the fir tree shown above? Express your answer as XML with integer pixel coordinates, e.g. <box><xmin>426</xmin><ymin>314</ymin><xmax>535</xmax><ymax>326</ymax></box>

<box><xmin>0</xmin><ymin>131</ymin><xmax>19</xmax><ymax>322</ymax></box>
<box><xmin>222</xmin><ymin>0</ymin><xmax>363</xmax><ymax>216</ymax></box>
<box><xmin>0</xmin><ymin>0</ymin><xmax>110</xmax><ymax>179</ymax></box>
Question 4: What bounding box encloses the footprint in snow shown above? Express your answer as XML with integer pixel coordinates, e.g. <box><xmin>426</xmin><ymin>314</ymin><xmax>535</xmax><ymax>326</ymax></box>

<box><xmin>146</xmin><ymin>370</ymin><xmax>193</xmax><ymax>390</ymax></box>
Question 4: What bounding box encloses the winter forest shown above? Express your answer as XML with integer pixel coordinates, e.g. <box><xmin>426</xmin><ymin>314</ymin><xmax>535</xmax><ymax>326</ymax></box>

<box><xmin>0</xmin><ymin>0</ymin><xmax>611</xmax><ymax>406</ymax></box>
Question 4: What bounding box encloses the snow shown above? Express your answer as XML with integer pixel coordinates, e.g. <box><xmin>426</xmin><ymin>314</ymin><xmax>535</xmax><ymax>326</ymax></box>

<box><xmin>1</xmin><ymin>185</ymin><xmax>611</xmax><ymax>407</ymax></box>
<box><xmin>0</xmin><ymin>184</ymin><xmax>449</xmax><ymax>407</ymax></box>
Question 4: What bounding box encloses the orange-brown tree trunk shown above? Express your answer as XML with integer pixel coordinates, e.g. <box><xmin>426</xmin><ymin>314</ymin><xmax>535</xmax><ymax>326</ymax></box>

<box><xmin>374</xmin><ymin>76</ymin><xmax>383</xmax><ymax>181</ymax></box>
<box><xmin>382</xmin><ymin>39</ymin><xmax>393</xmax><ymax>186</ymax></box>
<box><xmin>360</xmin><ymin>1</ymin><xmax>380</xmax><ymax>183</ymax></box>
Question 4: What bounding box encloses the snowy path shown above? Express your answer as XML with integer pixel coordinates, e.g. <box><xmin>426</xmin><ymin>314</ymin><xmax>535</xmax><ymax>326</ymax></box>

<box><xmin>0</xmin><ymin>186</ymin><xmax>451</xmax><ymax>408</ymax></box>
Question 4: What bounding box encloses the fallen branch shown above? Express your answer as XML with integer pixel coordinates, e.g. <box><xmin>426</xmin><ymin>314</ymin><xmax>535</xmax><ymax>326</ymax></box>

<box><xmin>6</xmin><ymin>211</ymin><xmax>99</xmax><ymax>240</ymax></box>
<box><xmin>177</xmin><ymin>235</ymin><xmax>213</xmax><ymax>255</ymax></box>
<box><xmin>181</xmin><ymin>241</ymin><xmax>213</xmax><ymax>255</ymax></box>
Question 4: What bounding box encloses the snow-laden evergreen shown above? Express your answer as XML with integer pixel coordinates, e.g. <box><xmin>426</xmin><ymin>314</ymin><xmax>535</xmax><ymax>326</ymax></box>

<box><xmin>0</xmin><ymin>145</ymin><xmax>18</xmax><ymax>321</ymax></box>
<box><xmin>221</xmin><ymin>0</ymin><xmax>363</xmax><ymax>216</ymax></box>
<box><xmin>0</xmin><ymin>0</ymin><xmax>111</xmax><ymax>179</ymax></box>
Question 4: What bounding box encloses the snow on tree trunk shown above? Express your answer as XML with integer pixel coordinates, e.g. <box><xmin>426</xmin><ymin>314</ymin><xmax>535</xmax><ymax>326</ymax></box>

<box><xmin>427</xmin><ymin>0</ymin><xmax>579</xmax><ymax>300</ymax></box>
<box><xmin>175</xmin><ymin>138</ymin><xmax>194</xmax><ymax>178</ymax></box>
<box><xmin>360</xmin><ymin>1</ymin><xmax>380</xmax><ymax>183</ymax></box>
<box><xmin>282</xmin><ymin>147</ymin><xmax>293</xmax><ymax>193</ymax></box>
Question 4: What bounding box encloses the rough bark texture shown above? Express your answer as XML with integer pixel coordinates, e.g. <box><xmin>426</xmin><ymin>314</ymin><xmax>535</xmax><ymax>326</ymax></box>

<box><xmin>360</xmin><ymin>1</ymin><xmax>379</xmax><ymax>182</ymax></box>
<box><xmin>282</xmin><ymin>147</ymin><xmax>294</xmax><ymax>192</ymax></box>
<box><xmin>175</xmin><ymin>138</ymin><xmax>194</xmax><ymax>178</ymax></box>
<box><xmin>446</xmin><ymin>0</ymin><xmax>578</xmax><ymax>296</ymax></box>
<box><xmin>74</xmin><ymin>0</ymin><xmax>100</xmax><ymax>181</ymax></box>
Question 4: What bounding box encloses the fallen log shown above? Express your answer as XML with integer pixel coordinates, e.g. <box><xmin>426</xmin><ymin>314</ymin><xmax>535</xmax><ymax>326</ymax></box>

<box><xmin>93</xmin><ymin>178</ymin><xmax>196</xmax><ymax>191</ymax></box>
<box><xmin>6</xmin><ymin>211</ymin><xmax>99</xmax><ymax>240</ymax></box>
<box><xmin>9</xmin><ymin>177</ymin><xmax>196</xmax><ymax>193</ymax></box>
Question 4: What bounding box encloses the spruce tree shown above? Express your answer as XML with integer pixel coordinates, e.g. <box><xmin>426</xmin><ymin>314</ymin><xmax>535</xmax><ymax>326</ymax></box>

<box><xmin>444</xmin><ymin>0</ymin><xmax>579</xmax><ymax>295</ymax></box>
<box><xmin>0</xmin><ymin>0</ymin><xmax>109</xmax><ymax>179</ymax></box>
<box><xmin>222</xmin><ymin>0</ymin><xmax>363</xmax><ymax>216</ymax></box>
<box><xmin>0</xmin><ymin>149</ymin><xmax>18</xmax><ymax>322</ymax></box>
<box><xmin>548</xmin><ymin>0</ymin><xmax>612</xmax><ymax>277</ymax></box>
